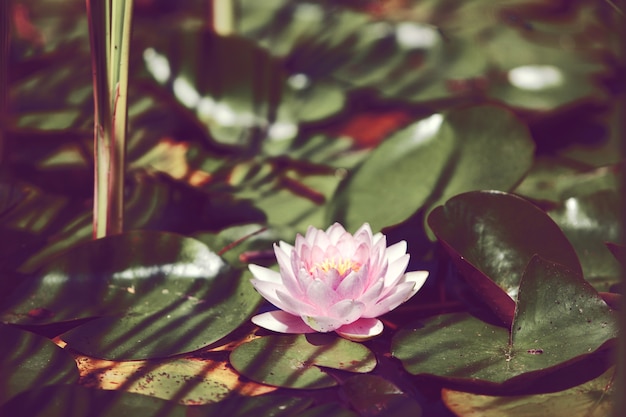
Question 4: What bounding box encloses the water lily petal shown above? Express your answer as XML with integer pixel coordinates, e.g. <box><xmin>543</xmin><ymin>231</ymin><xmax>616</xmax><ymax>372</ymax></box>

<box><xmin>326</xmin><ymin>222</ymin><xmax>347</xmax><ymax>244</ymax></box>
<box><xmin>310</xmin><ymin>245</ymin><xmax>326</xmax><ymax>266</ymax></box>
<box><xmin>385</xmin><ymin>241</ymin><xmax>407</xmax><ymax>263</ymax></box>
<box><xmin>363</xmin><ymin>274</ymin><xmax>426</xmax><ymax>318</ymax></box>
<box><xmin>302</xmin><ymin>315</ymin><xmax>344</xmax><ymax>332</ymax></box>
<box><xmin>251</xmin><ymin>281</ymin><xmax>296</xmax><ymax>314</ymax></box>
<box><xmin>252</xmin><ymin>310</ymin><xmax>316</xmax><ymax>334</ymax></box>
<box><xmin>336</xmin><ymin>265</ymin><xmax>368</xmax><ymax>298</ymax></box>
<box><xmin>324</xmin><ymin>268</ymin><xmax>344</xmax><ymax>291</ymax></box>
<box><xmin>336</xmin><ymin>234</ymin><xmax>357</xmax><ymax>258</ymax></box>
<box><xmin>336</xmin><ymin>318</ymin><xmax>384</xmax><ymax>341</ymax></box>
<box><xmin>278</xmin><ymin>240</ymin><xmax>294</xmax><ymax>254</ymax></box>
<box><xmin>302</xmin><ymin>300</ymin><xmax>364</xmax><ymax>333</ymax></box>
<box><xmin>248</xmin><ymin>264</ymin><xmax>281</xmax><ymax>284</ymax></box>
<box><xmin>324</xmin><ymin>244</ymin><xmax>342</xmax><ymax>262</ymax></box>
<box><xmin>313</xmin><ymin>226</ymin><xmax>332</xmax><ymax>249</ymax></box>
<box><xmin>276</xmin><ymin>290</ymin><xmax>318</xmax><ymax>316</ymax></box>
<box><xmin>274</xmin><ymin>244</ymin><xmax>303</xmax><ymax>296</ymax></box>
<box><xmin>354</xmin><ymin>223</ymin><xmax>373</xmax><ymax>242</ymax></box>
<box><xmin>383</xmin><ymin>254</ymin><xmax>410</xmax><ymax>287</ymax></box>
<box><xmin>328</xmin><ymin>299</ymin><xmax>365</xmax><ymax>323</ymax></box>
<box><xmin>358</xmin><ymin>279</ymin><xmax>384</xmax><ymax>305</ymax></box>
<box><xmin>248</xmin><ymin>223</ymin><xmax>428</xmax><ymax>341</ymax></box>
<box><xmin>306</xmin><ymin>279</ymin><xmax>339</xmax><ymax>311</ymax></box>
<box><xmin>352</xmin><ymin>242</ymin><xmax>370</xmax><ymax>265</ymax></box>
<box><xmin>404</xmin><ymin>270</ymin><xmax>429</xmax><ymax>292</ymax></box>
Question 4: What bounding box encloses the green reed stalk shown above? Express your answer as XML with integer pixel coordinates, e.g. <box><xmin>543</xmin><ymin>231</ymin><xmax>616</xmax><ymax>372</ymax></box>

<box><xmin>86</xmin><ymin>0</ymin><xmax>134</xmax><ymax>238</ymax></box>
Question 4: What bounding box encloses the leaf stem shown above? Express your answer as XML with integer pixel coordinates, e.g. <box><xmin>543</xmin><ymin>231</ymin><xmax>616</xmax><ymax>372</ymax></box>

<box><xmin>87</xmin><ymin>0</ymin><xmax>134</xmax><ymax>238</ymax></box>
<box><xmin>0</xmin><ymin>0</ymin><xmax>11</xmax><ymax>165</ymax></box>
<box><xmin>213</xmin><ymin>0</ymin><xmax>234</xmax><ymax>35</ymax></box>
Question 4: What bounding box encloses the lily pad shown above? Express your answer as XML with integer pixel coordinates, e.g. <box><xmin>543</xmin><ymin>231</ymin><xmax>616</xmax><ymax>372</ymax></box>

<box><xmin>139</xmin><ymin>29</ymin><xmax>344</xmax><ymax>147</ymax></box>
<box><xmin>427</xmin><ymin>190</ymin><xmax>582</xmax><ymax>325</ymax></box>
<box><xmin>76</xmin><ymin>355</ymin><xmax>276</xmax><ymax>404</ymax></box>
<box><xmin>442</xmin><ymin>366</ymin><xmax>615</xmax><ymax>417</ymax></box>
<box><xmin>0</xmin><ymin>384</ymin><xmax>187</xmax><ymax>417</ymax></box>
<box><xmin>229</xmin><ymin>334</ymin><xmax>377</xmax><ymax>389</ymax></box>
<box><xmin>0</xmin><ymin>324</ymin><xmax>79</xmax><ymax>406</ymax></box>
<box><xmin>392</xmin><ymin>256</ymin><xmax>617</xmax><ymax>387</ymax></box>
<box><xmin>0</xmin><ymin>231</ymin><xmax>261</xmax><ymax>359</ymax></box>
<box><xmin>196</xmin><ymin>395</ymin><xmax>312</xmax><ymax>417</ymax></box>
<box><xmin>341</xmin><ymin>374</ymin><xmax>422</xmax><ymax>417</ymax></box>
<box><xmin>332</xmin><ymin>105</ymin><xmax>534</xmax><ymax>233</ymax></box>
<box><xmin>548</xmin><ymin>190</ymin><xmax>623</xmax><ymax>290</ymax></box>
<box><xmin>0</xmin><ymin>384</ymin><xmax>311</xmax><ymax>417</ymax></box>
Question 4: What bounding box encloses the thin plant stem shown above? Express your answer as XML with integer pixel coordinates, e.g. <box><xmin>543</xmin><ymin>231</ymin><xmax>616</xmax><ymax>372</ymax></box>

<box><xmin>87</xmin><ymin>0</ymin><xmax>112</xmax><ymax>239</ymax></box>
<box><xmin>86</xmin><ymin>0</ymin><xmax>134</xmax><ymax>238</ymax></box>
<box><xmin>213</xmin><ymin>0</ymin><xmax>234</xmax><ymax>35</ymax></box>
<box><xmin>108</xmin><ymin>0</ymin><xmax>133</xmax><ymax>235</ymax></box>
<box><xmin>0</xmin><ymin>0</ymin><xmax>11</xmax><ymax>165</ymax></box>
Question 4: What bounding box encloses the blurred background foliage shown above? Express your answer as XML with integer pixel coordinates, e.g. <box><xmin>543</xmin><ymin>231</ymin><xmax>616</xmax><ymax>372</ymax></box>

<box><xmin>0</xmin><ymin>0</ymin><xmax>623</xmax><ymax>416</ymax></box>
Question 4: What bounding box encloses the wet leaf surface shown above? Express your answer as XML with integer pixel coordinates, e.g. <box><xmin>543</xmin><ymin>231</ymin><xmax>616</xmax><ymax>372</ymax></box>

<box><xmin>0</xmin><ymin>231</ymin><xmax>261</xmax><ymax>359</ymax></box>
<box><xmin>428</xmin><ymin>190</ymin><xmax>582</xmax><ymax>325</ymax></box>
<box><xmin>75</xmin><ymin>354</ymin><xmax>276</xmax><ymax>405</ymax></box>
<box><xmin>442</xmin><ymin>366</ymin><xmax>615</xmax><ymax>417</ymax></box>
<box><xmin>392</xmin><ymin>256</ymin><xmax>617</xmax><ymax>386</ymax></box>
<box><xmin>333</xmin><ymin>105</ymin><xmax>534</xmax><ymax>232</ymax></box>
<box><xmin>0</xmin><ymin>324</ymin><xmax>79</xmax><ymax>406</ymax></box>
<box><xmin>341</xmin><ymin>374</ymin><xmax>422</xmax><ymax>417</ymax></box>
<box><xmin>230</xmin><ymin>334</ymin><xmax>377</xmax><ymax>389</ymax></box>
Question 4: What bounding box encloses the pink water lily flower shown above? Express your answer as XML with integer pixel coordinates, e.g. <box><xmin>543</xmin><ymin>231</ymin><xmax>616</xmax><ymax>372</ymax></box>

<box><xmin>249</xmin><ymin>223</ymin><xmax>428</xmax><ymax>341</ymax></box>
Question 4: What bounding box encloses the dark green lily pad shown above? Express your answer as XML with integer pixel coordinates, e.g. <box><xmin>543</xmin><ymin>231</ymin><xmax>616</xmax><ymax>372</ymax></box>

<box><xmin>548</xmin><ymin>190</ymin><xmax>622</xmax><ymax>290</ymax></box>
<box><xmin>515</xmin><ymin>159</ymin><xmax>621</xmax><ymax>204</ymax></box>
<box><xmin>0</xmin><ymin>324</ymin><xmax>79</xmax><ymax>406</ymax></box>
<box><xmin>341</xmin><ymin>374</ymin><xmax>422</xmax><ymax>417</ymax></box>
<box><xmin>442</xmin><ymin>366</ymin><xmax>616</xmax><ymax>417</ymax></box>
<box><xmin>0</xmin><ymin>231</ymin><xmax>261</xmax><ymax>359</ymax></box>
<box><xmin>230</xmin><ymin>334</ymin><xmax>377</xmax><ymax>389</ymax></box>
<box><xmin>139</xmin><ymin>28</ymin><xmax>344</xmax><ymax>148</ymax></box>
<box><xmin>0</xmin><ymin>384</ymin><xmax>312</xmax><ymax>417</ymax></box>
<box><xmin>196</xmin><ymin>394</ymin><xmax>312</xmax><ymax>417</ymax></box>
<box><xmin>332</xmin><ymin>105</ymin><xmax>534</xmax><ymax>233</ymax></box>
<box><xmin>427</xmin><ymin>190</ymin><xmax>582</xmax><ymax>325</ymax></box>
<box><xmin>0</xmin><ymin>384</ymin><xmax>188</xmax><ymax>417</ymax></box>
<box><xmin>392</xmin><ymin>256</ymin><xmax>617</xmax><ymax>386</ymax></box>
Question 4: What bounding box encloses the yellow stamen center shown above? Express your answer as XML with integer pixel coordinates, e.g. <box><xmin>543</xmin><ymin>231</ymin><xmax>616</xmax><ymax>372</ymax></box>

<box><xmin>310</xmin><ymin>258</ymin><xmax>361</xmax><ymax>276</ymax></box>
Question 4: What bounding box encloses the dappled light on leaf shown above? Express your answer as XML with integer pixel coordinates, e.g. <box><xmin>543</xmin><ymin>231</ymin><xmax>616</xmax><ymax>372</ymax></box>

<box><xmin>230</xmin><ymin>334</ymin><xmax>376</xmax><ymax>389</ymax></box>
<box><xmin>442</xmin><ymin>366</ymin><xmax>616</xmax><ymax>417</ymax></box>
<box><xmin>392</xmin><ymin>256</ymin><xmax>617</xmax><ymax>386</ymax></box>
<box><xmin>1</xmin><ymin>0</ymin><xmax>622</xmax><ymax>414</ymax></box>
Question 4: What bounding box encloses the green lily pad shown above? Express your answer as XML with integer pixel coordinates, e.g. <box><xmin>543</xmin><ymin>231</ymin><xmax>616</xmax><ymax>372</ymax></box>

<box><xmin>548</xmin><ymin>190</ymin><xmax>622</xmax><ymax>290</ymax></box>
<box><xmin>427</xmin><ymin>190</ymin><xmax>582</xmax><ymax>325</ymax></box>
<box><xmin>332</xmin><ymin>105</ymin><xmax>534</xmax><ymax>233</ymax></box>
<box><xmin>139</xmin><ymin>28</ymin><xmax>344</xmax><ymax>148</ymax></box>
<box><xmin>0</xmin><ymin>384</ymin><xmax>311</xmax><ymax>417</ymax></box>
<box><xmin>81</xmin><ymin>354</ymin><xmax>276</xmax><ymax>404</ymax></box>
<box><xmin>0</xmin><ymin>324</ymin><xmax>79</xmax><ymax>406</ymax></box>
<box><xmin>341</xmin><ymin>374</ymin><xmax>422</xmax><ymax>417</ymax></box>
<box><xmin>607</xmin><ymin>243</ymin><xmax>626</xmax><ymax>268</ymax></box>
<box><xmin>0</xmin><ymin>384</ymin><xmax>188</xmax><ymax>417</ymax></box>
<box><xmin>197</xmin><ymin>395</ymin><xmax>312</xmax><ymax>417</ymax></box>
<box><xmin>514</xmin><ymin>159</ymin><xmax>622</xmax><ymax>204</ymax></box>
<box><xmin>392</xmin><ymin>256</ymin><xmax>617</xmax><ymax>386</ymax></box>
<box><xmin>0</xmin><ymin>231</ymin><xmax>261</xmax><ymax>359</ymax></box>
<box><xmin>229</xmin><ymin>334</ymin><xmax>377</xmax><ymax>389</ymax></box>
<box><xmin>442</xmin><ymin>366</ymin><xmax>616</xmax><ymax>417</ymax></box>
